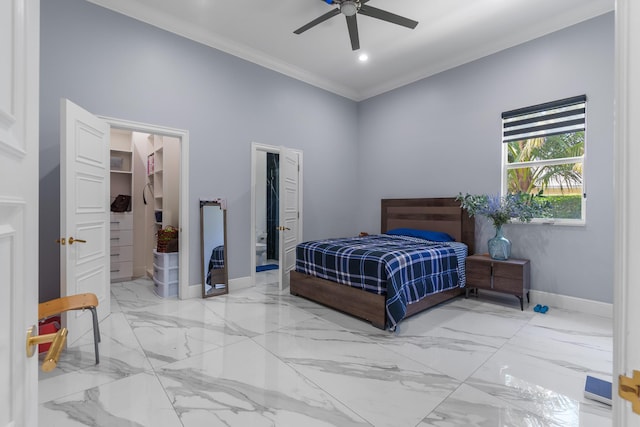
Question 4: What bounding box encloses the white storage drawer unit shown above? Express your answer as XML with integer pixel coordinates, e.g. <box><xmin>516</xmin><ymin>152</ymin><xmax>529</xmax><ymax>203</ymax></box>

<box><xmin>153</xmin><ymin>250</ymin><xmax>178</xmax><ymax>268</ymax></box>
<box><xmin>153</xmin><ymin>277</ymin><xmax>178</xmax><ymax>298</ymax></box>
<box><xmin>153</xmin><ymin>263</ymin><xmax>179</xmax><ymax>284</ymax></box>
<box><xmin>153</xmin><ymin>250</ymin><xmax>179</xmax><ymax>298</ymax></box>
<box><xmin>110</xmin><ymin>212</ymin><xmax>133</xmax><ymax>282</ymax></box>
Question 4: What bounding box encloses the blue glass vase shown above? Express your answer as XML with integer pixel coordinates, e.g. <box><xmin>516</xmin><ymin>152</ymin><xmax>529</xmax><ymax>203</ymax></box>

<box><xmin>488</xmin><ymin>225</ymin><xmax>511</xmax><ymax>260</ymax></box>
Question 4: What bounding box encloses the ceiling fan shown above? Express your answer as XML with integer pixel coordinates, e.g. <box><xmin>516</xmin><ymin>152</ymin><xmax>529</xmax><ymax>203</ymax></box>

<box><xmin>294</xmin><ymin>0</ymin><xmax>419</xmax><ymax>51</ymax></box>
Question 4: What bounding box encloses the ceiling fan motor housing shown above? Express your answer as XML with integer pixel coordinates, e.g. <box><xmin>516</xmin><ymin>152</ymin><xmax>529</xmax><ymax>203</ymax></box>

<box><xmin>341</xmin><ymin>1</ymin><xmax>359</xmax><ymax>17</ymax></box>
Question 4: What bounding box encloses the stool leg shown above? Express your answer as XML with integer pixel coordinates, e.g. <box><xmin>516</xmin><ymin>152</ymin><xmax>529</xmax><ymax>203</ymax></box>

<box><xmin>89</xmin><ymin>307</ymin><xmax>100</xmax><ymax>364</ymax></box>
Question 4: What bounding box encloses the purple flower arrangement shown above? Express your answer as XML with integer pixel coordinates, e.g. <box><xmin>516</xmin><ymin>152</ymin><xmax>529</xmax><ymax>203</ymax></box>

<box><xmin>456</xmin><ymin>192</ymin><xmax>551</xmax><ymax>228</ymax></box>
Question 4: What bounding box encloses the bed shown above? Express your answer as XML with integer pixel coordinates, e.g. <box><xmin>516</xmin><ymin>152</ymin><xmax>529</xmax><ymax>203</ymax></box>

<box><xmin>290</xmin><ymin>198</ymin><xmax>475</xmax><ymax>330</ymax></box>
<box><xmin>206</xmin><ymin>245</ymin><xmax>225</xmax><ymax>287</ymax></box>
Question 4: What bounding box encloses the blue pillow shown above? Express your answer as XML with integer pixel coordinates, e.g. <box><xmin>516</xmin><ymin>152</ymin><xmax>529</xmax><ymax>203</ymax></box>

<box><xmin>385</xmin><ymin>228</ymin><xmax>455</xmax><ymax>242</ymax></box>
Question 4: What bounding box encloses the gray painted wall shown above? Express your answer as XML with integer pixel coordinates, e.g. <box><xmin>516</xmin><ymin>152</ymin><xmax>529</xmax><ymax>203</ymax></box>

<box><xmin>40</xmin><ymin>1</ymin><xmax>614</xmax><ymax>304</ymax></box>
<box><xmin>357</xmin><ymin>13</ymin><xmax>614</xmax><ymax>303</ymax></box>
<box><xmin>40</xmin><ymin>0</ymin><xmax>360</xmax><ymax>302</ymax></box>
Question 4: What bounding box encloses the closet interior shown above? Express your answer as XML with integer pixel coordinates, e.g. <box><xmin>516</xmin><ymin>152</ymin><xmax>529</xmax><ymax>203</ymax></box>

<box><xmin>109</xmin><ymin>129</ymin><xmax>180</xmax><ymax>285</ymax></box>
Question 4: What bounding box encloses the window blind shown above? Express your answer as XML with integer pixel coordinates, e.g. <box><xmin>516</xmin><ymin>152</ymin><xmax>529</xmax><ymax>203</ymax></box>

<box><xmin>502</xmin><ymin>95</ymin><xmax>586</xmax><ymax>143</ymax></box>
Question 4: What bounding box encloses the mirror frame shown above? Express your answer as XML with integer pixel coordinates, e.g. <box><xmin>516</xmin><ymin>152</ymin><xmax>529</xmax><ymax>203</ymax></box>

<box><xmin>200</xmin><ymin>200</ymin><xmax>228</xmax><ymax>298</ymax></box>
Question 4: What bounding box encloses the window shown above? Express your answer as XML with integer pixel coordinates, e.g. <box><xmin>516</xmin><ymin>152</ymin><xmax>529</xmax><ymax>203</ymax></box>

<box><xmin>502</xmin><ymin>95</ymin><xmax>586</xmax><ymax>224</ymax></box>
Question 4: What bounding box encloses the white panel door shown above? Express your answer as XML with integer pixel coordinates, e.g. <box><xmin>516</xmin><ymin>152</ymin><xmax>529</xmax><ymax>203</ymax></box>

<box><xmin>60</xmin><ymin>99</ymin><xmax>110</xmax><ymax>346</ymax></box>
<box><xmin>278</xmin><ymin>148</ymin><xmax>302</xmax><ymax>291</ymax></box>
<box><xmin>0</xmin><ymin>0</ymin><xmax>39</xmax><ymax>425</ymax></box>
<box><xmin>614</xmin><ymin>0</ymin><xmax>640</xmax><ymax>424</ymax></box>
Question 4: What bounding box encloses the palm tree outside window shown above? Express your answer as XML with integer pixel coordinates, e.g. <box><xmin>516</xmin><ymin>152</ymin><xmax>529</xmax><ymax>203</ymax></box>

<box><xmin>502</xmin><ymin>95</ymin><xmax>586</xmax><ymax>224</ymax></box>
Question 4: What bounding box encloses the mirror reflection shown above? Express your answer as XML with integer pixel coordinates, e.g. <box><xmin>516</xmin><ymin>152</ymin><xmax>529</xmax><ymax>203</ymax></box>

<box><xmin>201</xmin><ymin>200</ymin><xmax>228</xmax><ymax>298</ymax></box>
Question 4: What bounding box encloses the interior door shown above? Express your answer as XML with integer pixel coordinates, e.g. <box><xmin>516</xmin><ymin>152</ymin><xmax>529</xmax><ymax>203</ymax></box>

<box><xmin>60</xmin><ymin>99</ymin><xmax>111</xmax><ymax>346</ymax></box>
<box><xmin>0</xmin><ymin>0</ymin><xmax>39</xmax><ymax>425</ymax></box>
<box><xmin>278</xmin><ymin>148</ymin><xmax>302</xmax><ymax>290</ymax></box>
<box><xmin>614</xmin><ymin>0</ymin><xmax>640</xmax><ymax>424</ymax></box>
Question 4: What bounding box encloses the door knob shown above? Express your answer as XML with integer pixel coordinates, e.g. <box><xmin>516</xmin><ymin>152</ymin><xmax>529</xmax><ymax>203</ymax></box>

<box><xmin>277</xmin><ymin>226</ymin><xmax>290</xmax><ymax>231</ymax></box>
<box><xmin>68</xmin><ymin>237</ymin><xmax>86</xmax><ymax>245</ymax></box>
<box><xmin>25</xmin><ymin>325</ymin><xmax>68</xmax><ymax>372</ymax></box>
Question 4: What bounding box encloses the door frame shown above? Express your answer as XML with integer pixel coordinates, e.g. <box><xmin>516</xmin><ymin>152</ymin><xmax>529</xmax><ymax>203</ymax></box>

<box><xmin>250</xmin><ymin>142</ymin><xmax>303</xmax><ymax>286</ymax></box>
<box><xmin>99</xmin><ymin>116</ymin><xmax>194</xmax><ymax>299</ymax></box>
<box><xmin>613</xmin><ymin>0</ymin><xmax>639</xmax><ymax>423</ymax></box>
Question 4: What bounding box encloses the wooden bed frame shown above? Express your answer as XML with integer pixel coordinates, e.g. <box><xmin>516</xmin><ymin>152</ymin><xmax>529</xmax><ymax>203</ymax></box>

<box><xmin>290</xmin><ymin>197</ymin><xmax>475</xmax><ymax>329</ymax></box>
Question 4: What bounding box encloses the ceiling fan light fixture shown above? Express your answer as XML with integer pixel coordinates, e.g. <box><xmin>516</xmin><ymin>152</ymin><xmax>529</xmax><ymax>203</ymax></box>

<box><xmin>341</xmin><ymin>1</ymin><xmax>358</xmax><ymax>17</ymax></box>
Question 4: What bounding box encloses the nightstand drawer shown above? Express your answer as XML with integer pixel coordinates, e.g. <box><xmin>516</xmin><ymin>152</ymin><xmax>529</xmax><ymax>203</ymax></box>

<box><xmin>466</xmin><ymin>261</ymin><xmax>491</xmax><ymax>286</ymax></box>
<box><xmin>493</xmin><ymin>262</ymin><xmax>525</xmax><ymax>280</ymax></box>
<box><xmin>493</xmin><ymin>276</ymin><xmax>525</xmax><ymax>294</ymax></box>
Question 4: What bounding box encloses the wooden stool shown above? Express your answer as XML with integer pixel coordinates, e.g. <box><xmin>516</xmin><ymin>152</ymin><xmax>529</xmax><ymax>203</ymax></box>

<box><xmin>39</xmin><ymin>293</ymin><xmax>101</xmax><ymax>364</ymax></box>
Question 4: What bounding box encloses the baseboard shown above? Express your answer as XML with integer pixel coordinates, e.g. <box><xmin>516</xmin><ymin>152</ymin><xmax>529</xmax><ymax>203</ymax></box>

<box><xmin>230</xmin><ymin>276</ymin><xmax>253</xmax><ymax>291</ymax></box>
<box><xmin>182</xmin><ymin>278</ymin><xmax>611</xmax><ymax>318</ymax></box>
<box><xmin>529</xmin><ymin>290</ymin><xmax>612</xmax><ymax>319</ymax></box>
<box><xmin>182</xmin><ymin>283</ymin><xmax>201</xmax><ymax>299</ymax></box>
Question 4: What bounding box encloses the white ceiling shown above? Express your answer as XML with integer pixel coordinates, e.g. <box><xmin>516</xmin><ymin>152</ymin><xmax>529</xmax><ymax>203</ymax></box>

<box><xmin>87</xmin><ymin>0</ymin><xmax>614</xmax><ymax>101</ymax></box>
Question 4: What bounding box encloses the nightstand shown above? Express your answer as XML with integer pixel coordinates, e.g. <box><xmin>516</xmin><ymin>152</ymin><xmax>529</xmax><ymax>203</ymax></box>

<box><xmin>465</xmin><ymin>254</ymin><xmax>530</xmax><ymax>310</ymax></box>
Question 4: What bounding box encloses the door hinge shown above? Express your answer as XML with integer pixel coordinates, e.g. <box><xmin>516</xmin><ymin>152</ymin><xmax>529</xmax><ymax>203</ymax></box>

<box><xmin>619</xmin><ymin>370</ymin><xmax>640</xmax><ymax>414</ymax></box>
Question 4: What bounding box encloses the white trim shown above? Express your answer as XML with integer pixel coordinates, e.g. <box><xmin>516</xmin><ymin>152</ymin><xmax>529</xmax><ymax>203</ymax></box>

<box><xmin>507</xmin><ymin>156</ymin><xmax>584</xmax><ymax>169</ymax></box>
<box><xmin>184</xmin><ymin>283</ymin><xmax>201</xmax><ymax>299</ymax></box>
<box><xmin>528</xmin><ymin>290</ymin><xmax>612</xmax><ymax>319</ymax></box>
<box><xmin>99</xmin><ymin>116</ymin><xmax>191</xmax><ymax>300</ymax></box>
<box><xmin>230</xmin><ymin>276</ymin><xmax>253</xmax><ymax>292</ymax></box>
<box><xmin>614</xmin><ymin>0</ymin><xmax>633</xmax><ymax>424</ymax></box>
<box><xmin>0</xmin><ymin>197</ymin><xmax>26</xmax><ymax>206</ymax></box>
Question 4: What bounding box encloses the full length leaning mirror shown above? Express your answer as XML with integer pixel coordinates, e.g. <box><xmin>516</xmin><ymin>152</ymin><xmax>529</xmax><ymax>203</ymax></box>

<box><xmin>200</xmin><ymin>200</ymin><xmax>228</xmax><ymax>298</ymax></box>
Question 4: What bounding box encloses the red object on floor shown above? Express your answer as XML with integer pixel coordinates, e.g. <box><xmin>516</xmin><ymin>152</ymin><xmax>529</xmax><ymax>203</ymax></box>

<box><xmin>38</xmin><ymin>316</ymin><xmax>61</xmax><ymax>353</ymax></box>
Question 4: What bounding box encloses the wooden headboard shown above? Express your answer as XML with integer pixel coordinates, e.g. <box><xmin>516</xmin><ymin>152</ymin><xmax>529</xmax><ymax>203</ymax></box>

<box><xmin>381</xmin><ymin>198</ymin><xmax>475</xmax><ymax>254</ymax></box>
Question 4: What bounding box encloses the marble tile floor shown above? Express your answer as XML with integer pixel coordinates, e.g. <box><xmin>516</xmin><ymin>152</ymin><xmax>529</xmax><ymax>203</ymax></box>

<box><xmin>38</xmin><ymin>277</ymin><xmax>612</xmax><ymax>426</ymax></box>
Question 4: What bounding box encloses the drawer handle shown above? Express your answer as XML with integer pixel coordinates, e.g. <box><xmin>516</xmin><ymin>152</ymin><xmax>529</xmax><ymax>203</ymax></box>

<box><xmin>110</xmin><ymin>254</ymin><xmax>119</xmax><ymax>257</ymax></box>
<box><xmin>110</xmin><ymin>221</ymin><xmax>120</xmax><ymax>224</ymax></box>
<box><xmin>110</xmin><ymin>237</ymin><xmax>120</xmax><ymax>241</ymax></box>
<box><xmin>110</xmin><ymin>269</ymin><xmax>120</xmax><ymax>273</ymax></box>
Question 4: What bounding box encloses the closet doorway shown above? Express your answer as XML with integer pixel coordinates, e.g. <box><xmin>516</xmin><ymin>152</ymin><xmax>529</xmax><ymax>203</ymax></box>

<box><xmin>104</xmin><ymin>117</ymin><xmax>192</xmax><ymax>299</ymax></box>
<box><xmin>250</xmin><ymin>143</ymin><xmax>303</xmax><ymax>290</ymax></box>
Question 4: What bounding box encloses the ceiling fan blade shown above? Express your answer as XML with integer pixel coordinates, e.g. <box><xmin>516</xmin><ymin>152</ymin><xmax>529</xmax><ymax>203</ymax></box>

<box><xmin>345</xmin><ymin>14</ymin><xmax>360</xmax><ymax>51</ymax></box>
<box><xmin>358</xmin><ymin>5</ymin><xmax>419</xmax><ymax>29</ymax></box>
<box><xmin>294</xmin><ymin>8</ymin><xmax>341</xmax><ymax>34</ymax></box>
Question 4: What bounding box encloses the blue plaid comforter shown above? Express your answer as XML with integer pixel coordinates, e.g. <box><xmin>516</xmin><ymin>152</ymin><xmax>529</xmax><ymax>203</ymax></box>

<box><xmin>206</xmin><ymin>245</ymin><xmax>225</xmax><ymax>286</ymax></box>
<box><xmin>296</xmin><ymin>234</ymin><xmax>468</xmax><ymax>329</ymax></box>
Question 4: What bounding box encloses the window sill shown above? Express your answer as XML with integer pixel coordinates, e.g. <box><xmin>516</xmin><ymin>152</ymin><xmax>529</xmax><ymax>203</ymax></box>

<box><xmin>515</xmin><ymin>218</ymin><xmax>586</xmax><ymax>227</ymax></box>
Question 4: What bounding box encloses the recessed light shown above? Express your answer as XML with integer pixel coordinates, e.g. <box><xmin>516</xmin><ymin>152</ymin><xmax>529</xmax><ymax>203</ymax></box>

<box><xmin>358</xmin><ymin>53</ymin><xmax>369</xmax><ymax>62</ymax></box>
